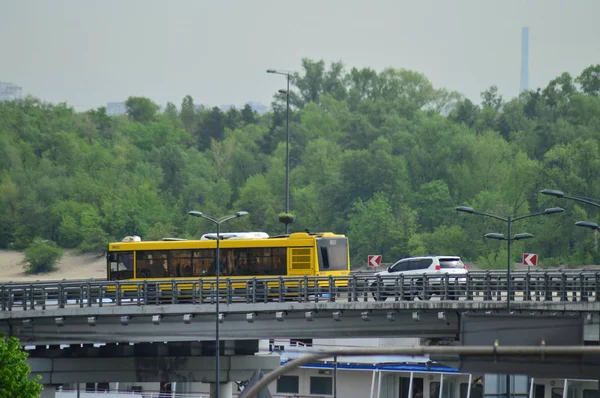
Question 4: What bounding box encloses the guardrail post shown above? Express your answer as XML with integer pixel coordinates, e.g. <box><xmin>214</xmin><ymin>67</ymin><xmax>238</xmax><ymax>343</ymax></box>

<box><xmin>596</xmin><ymin>273</ymin><xmax>600</xmax><ymax>303</ymax></box>
<box><xmin>199</xmin><ymin>279</ymin><xmax>205</xmax><ymax>304</ymax></box>
<box><xmin>40</xmin><ymin>286</ymin><xmax>46</xmax><ymax>310</ymax></box>
<box><xmin>171</xmin><ymin>280</ymin><xmax>177</xmax><ymax>305</ymax></box>
<box><xmin>302</xmin><ymin>275</ymin><xmax>308</xmax><ymax>303</ymax></box>
<box><xmin>8</xmin><ymin>286</ymin><xmax>14</xmax><ymax>311</ymax></box>
<box><xmin>544</xmin><ymin>273</ymin><xmax>552</xmax><ymax>301</ymax></box>
<box><xmin>141</xmin><ymin>280</ymin><xmax>147</xmax><ymax>305</ymax></box>
<box><xmin>328</xmin><ymin>276</ymin><xmax>334</xmax><ymax>302</ymax></box>
<box><xmin>250</xmin><ymin>278</ymin><xmax>257</xmax><ymax>303</ymax></box>
<box><xmin>532</xmin><ymin>273</ymin><xmax>540</xmax><ymax>301</ymax></box>
<box><xmin>226</xmin><ymin>279</ymin><xmax>232</xmax><ymax>304</ymax></box>
<box><xmin>560</xmin><ymin>273</ymin><xmax>568</xmax><ymax>302</ymax></box>
<box><xmin>0</xmin><ymin>284</ymin><xmax>5</xmax><ymax>311</ymax></box>
<box><xmin>263</xmin><ymin>279</ymin><xmax>269</xmax><ymax>304</ymax></box>
<box><xmin>99</xmin><ymin>284</ymin><xmax>104</xmax><ymax>307</ymax></box>
<box><xmin>466</xmin><ymin>273</ymin><xmax>473</xmax><ymax>301</ymax></box>
<box><xmin>279</xmin><ymin>276</ymin><xmax>284</xmax><ymax>302</ymax></box>
<box><xmin>484</xmin><ymin>272</ymin><xmax>492</xmax><ymax>301</ymax></box>
<box><xmin>86</xmin><ymin>282</ymin><xmax>92</xmax><ymax>307</ymax></box>
<box><xmin>27</xmin><ymin>284</ymin><xmax>34</xmax><ymax>310</ymax></box>
<box><xmin>443</xmin><ymin>274</ymin><xmax>449</xmax><ymax>300</ymax></box>
<box><xmin>136</xmin><ymin>283</ymin><xmax>142</xmax><ymax>306</ymax></box>
<box><xmin>399</xmin><ymin>274</ymin><xmax>404</xmax><ymax>301</ymax></box>
<box><xmin>115</xmin><ymin>281</ymin><xmax>121</xmax><ymax>306</ymax></box>
<box><xmin>79</xmin><ymin>284</ymin><xmax>84</xmax><ymax>308</ymax></box>
<box><xmin>349</xmin><ymin>275</ymin><xmax>357</xmax><ymax>302</ymax></box>
<box><xmin>58</xmin><ymin>283</ymin><xmax>65</xmax><ymax>309</ymax></box>
<box><xmin>191</xmin><ymin>281</ymin><xmax>197</xmax><ymax>304</ymax></box>
<box><xmin>524</xmin><ymin>272</ymin><xmax>531</xmax><ymax>301</ymax></box>
<box><xmin>374</xmin><ymin>275</ymin><xmax>382</xmax><ymax>301</ymax></box>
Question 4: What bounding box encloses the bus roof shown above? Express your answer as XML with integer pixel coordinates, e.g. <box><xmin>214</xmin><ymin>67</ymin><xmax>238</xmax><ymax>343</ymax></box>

<box><xmin>109</xmin><ymin>232</ymin><xmax>346</xmax><ymax>251</ymax></box>
<box><xmin>200</xmin><ymin>232</ymin><xmax>269</xmax><ymax>240</ymax></box>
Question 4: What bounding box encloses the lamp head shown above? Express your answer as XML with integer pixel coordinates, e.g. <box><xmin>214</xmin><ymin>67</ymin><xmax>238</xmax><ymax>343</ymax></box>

<box><xmin>575</xmin><ymin>221</ymin><xmax>600</xmax><ymax>230</ymax></box>
<box><xmin>188</xmin><ymin>211</ymin><xmax>203</xmax><ymax>217</ymax></box>
<box><xmin>278</xmin><ymin>89</ymin><xmax>288</xmax><ymax>94</ymax></box>
<box><xmin>456</xmin><ymin>206</ymin><xmax>475</xmax><ymax>214</ymax></box>
<box><xmin>514</xmin><ymin>232</ymin><xmax>534</xmax><ymax>240</ymax></box>
<box><xmin>541</xmin><ymin>189</ymin><xmax>564</xmax><ymax>198</ymax></box>
<box><xmin>484</xmin><ymin>233</ymin><xmax>506</xmax><ymax>240</ymax></box>
<box><xmin>544</xmin><ymin>207</ymin><xmax>564</xmax><ymax>215</ymax></box>
<box><xmin>266</xmin><ymin>69</ymin><xmax>276</xmax><ymax>74</ymax></box>
<box><xmin>235</xmin><ymin>211</ymin><xmax>249</xmax><ymax>217</ymax></box>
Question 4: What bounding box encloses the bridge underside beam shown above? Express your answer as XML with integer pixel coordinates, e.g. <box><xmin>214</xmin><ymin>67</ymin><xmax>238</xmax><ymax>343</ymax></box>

<box><xmin>5</xmin><ymin>307</ymin><xmax>461</xmax><ymax>345</ymax></box>
<box><xmin>27</xmin><ymin>340</ymin><xmax>260</xmax><ymax>358</ymax></box>
<box><xmin>30</xmin><ymin>355</ymin><xmax>280</xmax><ymax>384</ymax></box>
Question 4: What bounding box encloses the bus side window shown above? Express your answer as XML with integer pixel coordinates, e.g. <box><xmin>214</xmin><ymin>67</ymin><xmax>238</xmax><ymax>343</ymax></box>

<box><xmin>320</xmin><ymin>247</ymin><xmax>330</xmax><ymax>269</ymax></box>
<box><xmin>109</xmin><ymin>252</ymin><xmax>134</xmax><ymax>280</ymax></box>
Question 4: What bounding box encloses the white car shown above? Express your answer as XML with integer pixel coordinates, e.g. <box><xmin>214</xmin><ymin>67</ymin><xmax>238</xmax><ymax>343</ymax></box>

<box><xmin>369</xmin><ymin>256</ymin><xmax>468</xmax><ymax>301</ymax></box>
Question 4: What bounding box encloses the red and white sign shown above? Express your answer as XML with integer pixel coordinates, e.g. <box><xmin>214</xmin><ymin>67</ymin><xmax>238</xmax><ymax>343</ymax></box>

<box><xmin>523</xmin><ymin>253</ymin><xmax>538</xmax><ymax>267</ymax></box>
<box><xmin>368</xmin><ymin>255</ymin><xmax>382</xmax><ymax>267</ymax></box>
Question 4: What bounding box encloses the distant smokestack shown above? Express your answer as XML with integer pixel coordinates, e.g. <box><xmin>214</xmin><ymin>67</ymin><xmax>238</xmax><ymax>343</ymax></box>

<box><xmin>520</xmin><ymin>27</ymin><xmax>529</xmax><ymax>93</ymax></box>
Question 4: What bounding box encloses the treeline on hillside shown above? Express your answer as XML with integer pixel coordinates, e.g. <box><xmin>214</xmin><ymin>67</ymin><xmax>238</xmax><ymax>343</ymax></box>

<box><xmin>1</xmin><ymin>59</ymin><xmax>600</xmax><ymax>269</ymax></box>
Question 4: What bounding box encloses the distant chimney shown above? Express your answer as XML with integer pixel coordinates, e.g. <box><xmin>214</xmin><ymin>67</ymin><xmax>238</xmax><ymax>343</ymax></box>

<box><xmin>520</xmin><ymin>27</ymin><xmax>529</xmax><ymax>93</ymax></box>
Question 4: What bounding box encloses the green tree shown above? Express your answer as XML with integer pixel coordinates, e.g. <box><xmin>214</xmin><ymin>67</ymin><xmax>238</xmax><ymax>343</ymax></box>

<box><xmin>348</xmin><ymin>193</ymin><xmax>395</xmax><ymax>266</ymax></box>
<box><xmin>576</xmin><ymin>64</ymin><xmax>600</xmax><ymax>96</ymax></box>
<box><xmin>125</xmin><ymin>96</ymin><xmax>160</xmax><ymax>123</ymax></box>
<box><xmin>0</xmin><ymin>335</ymin><xmax>42</xmax><ymax>398</ymax></box>
<box><xmin>180</xmin><ymin>95</ymin><xmax>196</xmax><ymax>132</ymax></box>
<box><xmin>23</xmin><ymin>239</ymin><xmax>64</xmax><ymax>274</ymax></box>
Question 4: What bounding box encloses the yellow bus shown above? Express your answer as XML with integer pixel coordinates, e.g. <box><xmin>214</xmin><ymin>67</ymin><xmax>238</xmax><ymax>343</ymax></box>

<box><xmin>106</xmin><ymin>232</ymin><xmax>350</xmax><ymax>298</ymax></box>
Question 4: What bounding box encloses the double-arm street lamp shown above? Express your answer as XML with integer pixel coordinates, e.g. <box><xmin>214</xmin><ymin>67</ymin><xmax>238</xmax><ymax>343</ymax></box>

<box><xmin>267</xmin><ymin>68</ymin><xmax>291</xmax><ymax>234</ymax></box>
<box><xmin>188</xmin><ymin>210</ymin><xmax>249</xmax><ymax>398</ymax></box>
<box><xmin>456</xmin><ymin>205</ymin><xmax>563</xmax><ymax>398</ymax></box>
<box><xmin>541</xmin><ymin>190</ymin><xmax>600</xmax><ymax>396</ymax></box>
<box><xmin>455</xmin><ymin>206</ymin><xmax>564</xmax><ymax>312</ymax></box>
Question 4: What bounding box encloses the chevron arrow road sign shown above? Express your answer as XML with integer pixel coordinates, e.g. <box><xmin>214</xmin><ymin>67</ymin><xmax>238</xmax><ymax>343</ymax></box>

<box><xmin>368</xmin><ymin>255</ymin><xmax>382</xmax><ymax>267</ymax></box>
<box><xmin>522</xmin><ymin>253</ymin><xmax>538</xmax><ymax>267</ymax></box>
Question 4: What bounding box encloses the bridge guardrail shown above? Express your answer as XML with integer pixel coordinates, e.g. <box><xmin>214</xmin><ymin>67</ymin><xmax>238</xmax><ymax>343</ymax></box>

<box><xmin>0</xmin><ymin>271</ymin><xmax>598</xmax><ymax>311</ymax></box>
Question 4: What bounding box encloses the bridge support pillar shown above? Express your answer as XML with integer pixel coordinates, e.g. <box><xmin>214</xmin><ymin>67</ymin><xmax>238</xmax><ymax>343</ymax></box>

<box><xmin>40</xmin><ymin>385</ymin><xmax>56</xmax><ymax>398</ymax></box>
<box><xmin>210</xmin><ymin>381</ymin><xmax>234</xmax><ymax>398</ymax></box>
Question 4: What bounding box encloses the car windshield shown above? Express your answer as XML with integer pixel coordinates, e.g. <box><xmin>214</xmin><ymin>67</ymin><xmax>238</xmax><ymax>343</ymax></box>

<box><xmin>439</xmin><ymin>258</ymin><xmax>464</xmax><ymax>269</ymax></box>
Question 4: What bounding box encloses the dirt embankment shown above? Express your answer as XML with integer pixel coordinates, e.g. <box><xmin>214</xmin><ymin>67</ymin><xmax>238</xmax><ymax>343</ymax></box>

<box><xmin>0</xmin><ymin>250</ymin><xmax>106</xmax><ymax>282</ymax></box>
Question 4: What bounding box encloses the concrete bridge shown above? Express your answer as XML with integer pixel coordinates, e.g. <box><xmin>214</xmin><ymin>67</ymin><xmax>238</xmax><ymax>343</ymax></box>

<box><xmin>1</xmin><ymin>272</ymin><xmax>598</xmax><ymax>397</ymax></box>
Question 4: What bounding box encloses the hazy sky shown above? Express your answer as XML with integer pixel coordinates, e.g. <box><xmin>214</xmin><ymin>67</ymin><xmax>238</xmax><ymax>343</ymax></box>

<box><xmin>1</xmin><ymin>0</ymin><xmax>599</xmax><ymax>112</ymax></box>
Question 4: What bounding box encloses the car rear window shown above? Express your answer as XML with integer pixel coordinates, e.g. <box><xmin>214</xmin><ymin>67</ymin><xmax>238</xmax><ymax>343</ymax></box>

<box><xmin>439</xmin><ymin>259</ymin><xmax>464</xmax><ymax>269</ymax></box>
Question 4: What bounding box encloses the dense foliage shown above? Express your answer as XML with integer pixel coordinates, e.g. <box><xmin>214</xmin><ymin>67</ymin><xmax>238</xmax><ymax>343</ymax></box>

<box><xmin>0</xmin><ymin>335</ymin><xmax>42</xmax><ymax>398</ymax></box>
<box><xmin>1</xmin><ymin>59</ymin><xmax>600</xmax><ymax>269</ymax></box>
<box><xmin>23</xmin><ymin>239</ymin><xmax>64</xmax><ymax>273</ymax></box>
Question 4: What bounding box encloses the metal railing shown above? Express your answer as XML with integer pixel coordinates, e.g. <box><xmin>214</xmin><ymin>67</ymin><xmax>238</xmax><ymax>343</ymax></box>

<box><xmin>0</xmin><ymin>271</ymin><xmax>598</xmax><ymax>311</ymax></box>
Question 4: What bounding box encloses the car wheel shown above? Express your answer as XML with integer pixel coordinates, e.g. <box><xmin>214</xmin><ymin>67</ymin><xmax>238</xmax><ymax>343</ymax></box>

<box><xmin>415</xmin><ymin>279</ymin><xmax>430</xmax><ymax>301</ymax></box>
<box><xmin>370</xmin><ymin>282</ymin><xmax>388</xmax><ymax>301</ymax></box>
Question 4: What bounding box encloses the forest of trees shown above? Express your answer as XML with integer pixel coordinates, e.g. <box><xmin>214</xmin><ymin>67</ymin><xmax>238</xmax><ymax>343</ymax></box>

<box><xmin>1</xmin><ymin>59</ymin><xmax>600</xmax><ymax>269</ymax></box>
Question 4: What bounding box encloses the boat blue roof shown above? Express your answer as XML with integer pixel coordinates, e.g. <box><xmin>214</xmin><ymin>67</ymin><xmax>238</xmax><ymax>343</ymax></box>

<box><xmin>281</xmin><ymin>360</ymin><xmax>460</xmax><ymax>373</ymax></box>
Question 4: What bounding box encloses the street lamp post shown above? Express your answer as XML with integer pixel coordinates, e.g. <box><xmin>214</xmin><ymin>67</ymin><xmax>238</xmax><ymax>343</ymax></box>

<box><xmin>188</xmin><ymin>210</ymin><xmax>249</xmax><ymax>398</ymax></box>
<box><xmin>456</xmin><ymin>206</ymin><xmax>563</xmax><ymax>398</ymax></box>
<box><xmin>267</xmin><ymin>68</ymin><xmax>291</xmax><ymax>234</ymax></box>
<box><xmin>456</xmin><ymin>206</ymin><xmax>564</xmax><ymax>311</ymax></box>
<box><xmin>541</xmin><ymin>189</ymin><xmax>600</xmax><ymax>395</ymax></box>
